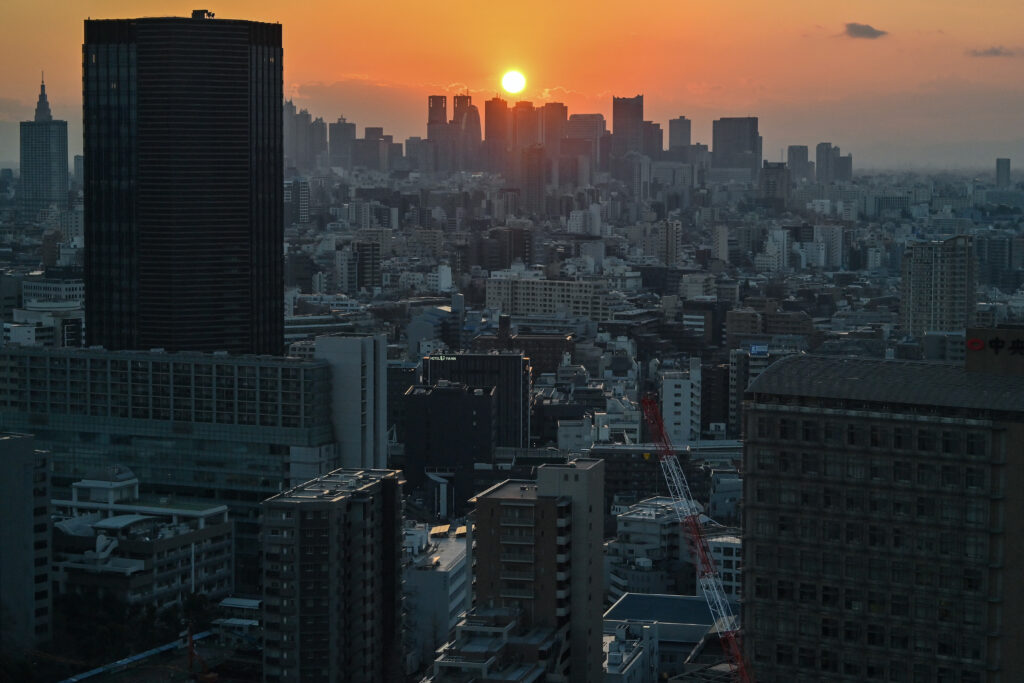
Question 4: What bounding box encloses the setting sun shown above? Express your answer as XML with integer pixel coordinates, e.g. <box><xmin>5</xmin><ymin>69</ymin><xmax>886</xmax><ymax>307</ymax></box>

<box><xmin>501</xmin><ymin>70</ymin><xmax>526</xmax><ymax>95</ymax></box>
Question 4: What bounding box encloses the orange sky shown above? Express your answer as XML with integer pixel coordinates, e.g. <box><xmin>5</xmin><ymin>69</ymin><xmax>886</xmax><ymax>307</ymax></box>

<box><xmin>2</xmin><ymin>0</ymin><xmax>1024</xmax><ymax>167</ymax></box>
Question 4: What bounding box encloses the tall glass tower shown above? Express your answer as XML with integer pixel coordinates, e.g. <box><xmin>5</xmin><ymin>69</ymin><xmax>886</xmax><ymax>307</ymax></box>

<box><xmin>83</xmin><ymin>11</ymin><xmax>283</xmax><ymax>354</ymax></box>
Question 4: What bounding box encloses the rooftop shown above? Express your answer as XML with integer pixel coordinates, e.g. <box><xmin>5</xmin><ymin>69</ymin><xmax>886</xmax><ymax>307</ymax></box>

<box><xmin>748</xmin><ymin>355</ymin><xmax>1024</xmax><ymax>412</ymax></box>
<box><xmin>267</xmin><ymin>468</ymin><xmax>398</xmax><ymax>504</ymax></box>
<box><xmin>604</xmin><ymin>593</ymin><xmax>715</xmax><ymax>627</ymax></box>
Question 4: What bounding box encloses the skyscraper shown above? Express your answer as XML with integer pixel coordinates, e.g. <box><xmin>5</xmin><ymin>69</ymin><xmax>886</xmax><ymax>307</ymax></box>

<box><xmin>712</xmin><ymin>116</ymin><xmax>762</xmax><ymax>177</ymax></box>
<box><xmin>668</xmin><ymin>115</ymin><xmax>692</xmax><ymax>149</ymax></box>
<box><xmin>786</xmin><ymin>145</ymin><xmax>811</xmax><ymax>182</ymax></box>
<box><xmin>612</xmin><ymin>94</ymin><xmax>643</xmax><ymax>156</ymax></box>
<box><xmin>328</xmin><ymin>115</ymin><xmax>356</xmax><ymax>168</ymax></box>
<box><xmin>19</xmin><ymin>78</ymin><xmax>68</xmax><ymax>218</ymax></box>
<box><xmin>996</xmin><ymin>157</ymin><xmax>1011</xmax><ymax>188</ymax></box>
<box><xmin>743</xmin><ymin>355</ymin><xmax>1024</xmax><ymax>680</ymax></box>
<box><xmin>83</xmin><ymin>11</ymin><xmax>283</xmax><ymax>354</ymax></box>
<box><xmin>900</xmin><ymin>235</ymin><xmax>976</xmax><ymax>337</ymax></box>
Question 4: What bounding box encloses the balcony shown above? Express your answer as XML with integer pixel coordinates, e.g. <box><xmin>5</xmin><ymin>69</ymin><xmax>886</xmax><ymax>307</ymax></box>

<box><xmin>500</xmin><ymin>534</ymin><xmax>535</xmax><ymax>545</ymax></box>
<box><xmin>500</xmin><ymin>570</ymin><xmax>534</xmax><ymax>581</ymax></box>
<box><xmin>500</xmin><ymin>552</ymin><xmax>535</xmax><ymax>563</ymax></box>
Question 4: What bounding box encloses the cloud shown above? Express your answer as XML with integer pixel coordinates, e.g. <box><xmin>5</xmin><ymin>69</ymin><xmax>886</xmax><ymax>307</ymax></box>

<box><xmin>844</xmin><ymin>23</ymin><xmax>888</xmax><ymax>40</ymax></box>
<box><xmin>968</xmin><ymin>46</ymin><xmax>1016</xmax><ymax>58</ymax></box>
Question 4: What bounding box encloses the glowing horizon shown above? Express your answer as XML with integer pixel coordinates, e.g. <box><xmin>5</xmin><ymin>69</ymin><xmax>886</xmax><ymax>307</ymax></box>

<box><xmin>1</xmin><ymin>0</ymin><xmax>1024</xmax><ymax>167</ymax></box>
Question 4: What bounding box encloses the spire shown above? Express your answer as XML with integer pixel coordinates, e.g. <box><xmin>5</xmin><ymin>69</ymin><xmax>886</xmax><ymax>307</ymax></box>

<box><xmin>34</xmin><ymin>74</ymin><xmax>52</xmax><ymax>122</ymax></box>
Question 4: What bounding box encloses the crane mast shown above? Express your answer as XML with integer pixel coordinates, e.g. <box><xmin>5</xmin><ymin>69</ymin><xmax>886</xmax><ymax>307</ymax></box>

<box><xmin>640</xmin><ymin>394</ymin><xmax>753</xmax><ymax>683</ymax></box>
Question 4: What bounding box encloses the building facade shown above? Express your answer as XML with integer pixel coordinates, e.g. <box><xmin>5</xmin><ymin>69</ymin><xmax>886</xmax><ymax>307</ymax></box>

<box><xmin>743</xmin><ymin>355</ymin><xmax>1024</xmax><ymax>681</ymax></box>
<box><xmin>83</xmin><ymin>12</ymin><xmax>283</xmax><ymax>354</ymax></box>
<box><xmin>900</xmin><ymin>235</ymin><xmax>976</xmax><ymax>337</ymax></box>
<box><xmin>261</xmin><ymin>468</ymin><xmax>402</xmax><ymax>683</ymax></box>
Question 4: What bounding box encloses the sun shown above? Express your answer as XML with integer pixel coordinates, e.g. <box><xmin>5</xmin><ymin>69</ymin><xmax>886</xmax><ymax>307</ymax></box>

<box><xmin>502</xmin><ymin>70</ymin><xmax>526</xmax><ymax>95</ymax></box>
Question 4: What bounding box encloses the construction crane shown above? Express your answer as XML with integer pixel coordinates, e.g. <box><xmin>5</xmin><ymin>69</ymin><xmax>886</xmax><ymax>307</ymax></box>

<box><xmin>640</xmin><ymin>394</ymin><xmax>753</xmax><ymax>683</ymax></box>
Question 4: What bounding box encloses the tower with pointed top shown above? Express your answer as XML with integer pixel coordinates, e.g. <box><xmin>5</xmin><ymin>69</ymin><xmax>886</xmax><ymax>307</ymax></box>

<box><xmin>19</xmin><ymin>77</ymin><xmax>68</xmax><ymax>218</ymax></box>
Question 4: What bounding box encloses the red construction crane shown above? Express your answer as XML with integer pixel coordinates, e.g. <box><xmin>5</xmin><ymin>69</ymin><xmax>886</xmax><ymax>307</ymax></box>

<box><xmin>640</xmin><ymin>393</ymin><xmax>753</xmax><ymax>683</ymax></box>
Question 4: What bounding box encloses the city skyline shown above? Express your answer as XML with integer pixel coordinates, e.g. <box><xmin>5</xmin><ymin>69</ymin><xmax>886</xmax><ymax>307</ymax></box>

<box><xmin>2</xmin><ymin>0</ymin><xmax>1024</xmax><ymax>169</ymax></box>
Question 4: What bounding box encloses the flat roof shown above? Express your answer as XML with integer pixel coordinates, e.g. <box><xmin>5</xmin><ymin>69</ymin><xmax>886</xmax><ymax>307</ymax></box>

<box><xmin>749</xmin><ymin>355</ymin><xmax>1024</xmax><ymax>411</ymax></box>
<box><xmin>93</xmin><ymin>514</ymin><xmax>154</xmax><ymax>530</ymax></box>
<box><xmin>267</xmin><ymin>468</ymin><xmax>397</xmax><ymax>504</ymax></box>
<box><xmin>604</xmin><ymin>593</ymin><xmax>715</xmax><ymax>626</ymax></box>
<box><xmin>474</xmin><ymin>480</ymin><xmax>538</xmax><ymax>501</ymax></box>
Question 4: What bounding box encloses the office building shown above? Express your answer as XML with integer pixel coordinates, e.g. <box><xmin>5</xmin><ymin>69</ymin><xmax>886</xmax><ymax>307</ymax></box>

<box><xmin>712</xmin><ymin>117</ymin><xmax>761</xmax><ymax>177</ymax></box>
<box><xmin>51</xmin><ymin>467</ymin><xmax>233</xmax><ymax>610</ymax></box>
<box><xmin>758</xmin><ymin>161</ymin><xmax>791</xmax><ymax>207</ymax></box>
<box><xmin>996</xmin><ymin>157</ymin><xmax>1011</xmax><ymax>188</ymax></box>
<box><xmin>0</xmin><ymin>345</ymin><xmax>345</xmax><ymax>592</ymax></box>
<box><xmin>328</xmin><ymin>116</ymin><xmax>356</xmax><ymax>168</ymax></box>
<box><xmin>786</xmin><ymin>145</ymin><xmax>812</xmax><ymax>182</ymax></box>
<box><xmin>521</xmin><ymin>144</ymin><xmax>547</xmax><ymax>216</ymax></box>
<box><xmin>659</xmin><ymin>357</ymin><xmax>702</xmax><ymax>447</ymax></box>
<box><xmin>403</xmin><ymin>382</ymin><xmax>496</xmax><ymax>516</ymax></box>
<box><xmin>612</xmin><ymin>95</ymin><xmax>644</xmax><ymax>157</ymax></box>
<box><xmin>815</xmin><ymin>142</ymin><xmax>853</xmax><ymax>184</ymax></box>
<box><xmin>0</xmin><ymin>434</ymin><xmax>52</xmax><ymax>652</ymax></box>
<box><xmin>83</xmin><ymin>12</ymin><xmax>283</xmax><ymax>354</ymax></box>
<box><xmin>743</xmin><ymin>354</ymin><xmax>1024</xmax><ymax>680</ymax></box>
<box><xmin>900</xmin><ymin>235</ymin><xmax>976</xmax><ymax>337</ymax></box>
<box><xmin>422</xmin><ymin>351</ymin><xmax>531</xmax><ymax>448</ymax></box>
<box><xmin>261</xmin><ymin>468</ymin><xmax>402</xmax><ymax>683</ymax></box>
<box><xmin>469</xmin><ymin>458</ymin><xmax>605</xmax><ymax>681</ymax></box>
<box><xmin>668</xmin><ymin>116</ymin><xmax>691</xmax><ymax>150</ymax></box>
<box><xmin>641</xmin><ymin>120</ymin><xmax>663</xmax><ymax>158</ymax></box>
<box><xmin>19</xmin><ymin>78</ymin><xmax>68</xmax><ymax>219</ymax></box>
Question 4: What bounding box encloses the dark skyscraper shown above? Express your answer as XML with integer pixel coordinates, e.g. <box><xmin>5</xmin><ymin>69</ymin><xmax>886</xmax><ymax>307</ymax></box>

<box><xmin>787</xmin><ymin>144</ymin><xmax>811</xmax><ymax>182</ymax></box>
<box><xmin>19</xmin><ymin>78</ymin><xmax>68</xmax><ymax>218</ymax></box>
<box><xmin>612</xmin><ymin>94</ymin><xmax>643</xmax><ymax>156</ymax></box>
<box><xmin>712</xmin><ymin>116</ymin><xmax>762</xmax><ymax>177</ymax></box>
<box><xmin>83</xmin><ymin>11</ymin><xmax>284</xmax><ymax>354</ymax></box>
<box><xmin>328</xmin><ymin>115</ymin><xmax>356</xmax><ymax>168</ymax></box>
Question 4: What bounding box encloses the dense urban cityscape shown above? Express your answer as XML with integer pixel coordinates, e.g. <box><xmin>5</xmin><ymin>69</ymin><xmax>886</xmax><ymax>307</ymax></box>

<box><xmin>1</xmin><ymin>6</ymin><xmax>1023</xmax><ymax>683</ymax></box>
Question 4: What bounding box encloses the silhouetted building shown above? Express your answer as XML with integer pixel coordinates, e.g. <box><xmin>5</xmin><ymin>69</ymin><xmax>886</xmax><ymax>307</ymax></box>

<box><xmin>815</xmin><ymin>142</ymin><xmax>853</xmax><ymax>184</ymax></box>
<box><xmin>521</xmin><ymin>144</ymin><xmax>547</xmax><ymax>216</ymax></box>
<box><xmin>0</xmin><ymin>434</ymin><xmax>52</xmax><ymax>652</ymax></box>
<box><xmin>758</xmin><ymin>161</ymin><xmax>791</xmax><ymax>208</ymax></box>
<box><xmin>612</xmin><ymin>95</ymin><xmax>644</xmax><ymax>156</ymax></box>
<box><xmin>328</xmin><ymin>116</ymin><xmax>356</xmax><ymax>168</ymax></box>
<box><xmin>641</xmin><ymin>120</ymin><xmax>663</xmax><ymax>158</ymax></box>
<box><xmin>668</xmin><ymin>116</ymin><xmax>691</xmax><ymax>149</ymax></box>
<box><xmin>261</xmin><ymin>468</ymin><xmax>403</xmax><ymax>683</ymax></box>
<box><xmin>996</xmin><ymin>157</ymin><xmax>1011</xmax><ymax>188</ymax></box>
<box><xmin>712</xmin><ymin>117</ymin><xmax>761</xmax><ymax>178</ymax></box>
<box><xmin>19</xmin><ymin>78</ymin><xmax>68</xmax><ymax>218</ymax></box>
<box><xmin>83</xmin><ymin>12</ymin><xmax>283</xmax><ymax>354</ymax></box>
<box><xmin>786</xmin><ymin>145</ymin><xmax>812</xmax><ymax>182</ymax></box>
<box><xmin>422</xmin><ymin>351</ymin><xmax>531</xmax><ymax>448</ymax></box>
<box><xmin>744</xmin><ymin>355</ymin><xmax>1024</xmax><ymax>680</ymax></box>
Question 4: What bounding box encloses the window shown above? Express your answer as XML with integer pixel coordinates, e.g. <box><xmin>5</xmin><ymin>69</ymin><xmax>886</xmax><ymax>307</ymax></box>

<box><xmin>821</xmin><ymin>617</ymin><xmax>839</xmax><ymax>639</ymax></box>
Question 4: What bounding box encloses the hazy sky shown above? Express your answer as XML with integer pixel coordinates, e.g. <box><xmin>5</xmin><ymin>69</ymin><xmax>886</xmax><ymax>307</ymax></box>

<box><xmin>2</xmin><ymin>0</ymin><xmax>1024</xmax><ymax>169</ymax></box>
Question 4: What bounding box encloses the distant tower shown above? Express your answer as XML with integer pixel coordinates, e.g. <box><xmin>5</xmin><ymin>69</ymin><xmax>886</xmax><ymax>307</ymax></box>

<box><xmin>19</xmin><ymin>76</ymin><xmax>68</xmax><ymax>218</ymax></box>
<box><xmin>996</xmin><ymin>158</ymin><xmax>1011</xmax><ymax>188</ymax></box>
<box><xmin>668</xmin><ymin>116</ymin><xmax>692</xmax><ymax>149</ymax></box>
<box><xmin>612</xmin><ymin>94</ymin><xmax>643</xmax><ymax>156</ymax></box>
<box><xmin>712</xmin><ymin>117</ymin><xmax>762</xmax><ymax>178</ymax></box>
<box><xmin>901</xmin><ymin>235</ymin><xmax>976</xmax><ymax>337</ymax></box>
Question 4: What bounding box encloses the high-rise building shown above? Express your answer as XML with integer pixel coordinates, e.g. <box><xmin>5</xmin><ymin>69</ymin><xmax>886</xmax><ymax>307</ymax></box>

<box><xmin>712</xmin><ymin>117</ymin><xmax>762</xmax><ymax>177</ymax></box>
<box><xmin>743</xmin><ymin>354</ymin><xmax>1024</xmax><ymax>680</ymax></box>
<box><xmin>470</xmin><ymin>459</ymin><xmax>605</xmax><ymax>681</ymax></box>
<box><xmin>612</xmin><ymin>95</ymin><xmax>644</xmax><ymax>156</ymax></box>
<box><xmin>786</xmin><ymin>145</ymin><xmax>811</xmax><ymax>182</ymax></box>
<box><xmin>19</xmin><ymin>78</ymin><xmax>68</xmax><ymax>218</ymax></box>
<box><xmin>900</xmin><ymin>235</ymin><xmax>976</xmax><ymax>337</ymax></box>
<box><xmin>520</xmin><ymin>144</ymin><xmax>547</xmax><ymax>216</ymax></box>
<box><xmin>451</xmin><ymin>94</ymin><xmax>481</xmax><ymax>170</ymax></box>
<box><xmin>422</xmin><ymin>351</ymin><xmax>531</xmax><ymax>448</ymax></box>
<box><xmin>261</xmin><ymin>468</ymin><xmax>403</xmax><ymax>683</ymax></box>
<box><xmin>815</xmin><ymin>142</ymin><xmax>853</xmax><ymax>184</ymax></box>
<box><xmin>328</xmin><ymin>116</ymin><xmax>356</xmax><ymax>168</ymax></box>
<box><xmin>996</xmin><ymin>157</ymin><xmax>1011</xmax><ymax>188</ymax></box>
<box><xmin>83</xmin><ymin>12</ymin><xmax>283</xmax><ymax>355</ymax></box>
<box><xmin>512</xmin><ymin>100</ymin><xmax>539</xmax><ymax>149</ymax></box>
<box><xmin>641</xmin><ymin>120</ymin><xmax>663</xmax><ymax>158</ymax></box>
<box><xmin>0</xmin><ymin>434</ymin><xmax>52</xmax><ymax>652</ymax></box>
<box><xmin>758</xmin><ymin>161</ymin><xmax>791</xmax><ymax>207</ymax></box>
<box><xmin>668</xmin><ymin>116</ymin><xmax>692</xmax><ymax>149</ymax></box>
